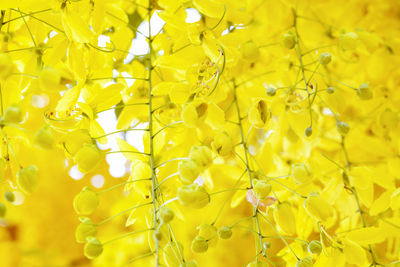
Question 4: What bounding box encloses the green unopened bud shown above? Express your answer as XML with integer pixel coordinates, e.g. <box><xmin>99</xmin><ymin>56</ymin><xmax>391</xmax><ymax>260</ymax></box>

<box><xmin>319</xmin><ymin>52</ymin><xmax>331</xmax><ymax>65</ymax></box>
<box><xmin>17</xmin><ymin>165</ymin><xmax>39</xmax><ymax>194</ymax></box>
<box><xmin>4</xmin><ymin>191</ymin><xmax>15</xmax><ymax>202</ymax></box>
<box><xmin>177</xmin><ymin>184</ymin><xmax>210</xmax><ymax>209</ymax></box>
<box><xmin>154</xmin><ymin>229</ymin><xmax>163</xmax><ymax>241</ymax></box>
<box><xmin>189</xmin><ymin>146</ymin><xmax>213</xmax><ymax>170</ymax></box>
<box><xmin>191</xmin><ymin>236</ymin><xmax>208</xmax><ymax>253</ymax></box>
<box><xmin>4</xmin><ymin>104</ymin><xmax>24</xmax><ymax>124</ymax></box>
<box><xmin>218</xmin><ymin>226</ymin><xmax>232</xmax><ymax>239</ymax></box>
<box><xmin>159</xmin><ymin>206</ymin><xmax>174</xmax><ymax>223</ymax></box>
<box><xmin>240</xmin><ymin>41</ymin><xmax>260</xmax><ymax>62</ymax></box>
<box><xmin>76</xmin><ymin>217</ymin><xmax>97</xmax><ymax>243</ymax></box>
<box><xmin>84</xmin><ymin>237</ymin><xmax>103</xmax><ymax>259</ymax></box>
<box><xmin>305</xmin><ymin>126</ymin><xmax>312</xmax><ymax>137</ymax></box>
<box><xmin>253</xmin><ymin>179</ymin><xmax>272</xmax><ymax>199</ymax></box>
<box><xmin>292</xmin><ymin>163</ymin><xmax>312</xmax><ymax>184</ymax></box>
<box><xmin>74</xmin><ymin>145</ymin><xmax>102</xmax><ymax>173</ymax></box>
<box><xmin>178</xmin><ymin>159</ymin><xmax>200</xmax><ymax>184</ymax></box>
<box><xmin>34</xmin><ymin>125</ymin><xmax>55</xmax><ymax>149</ymax></box>
<box><xmin>266</xmin><ymin>87</ymin><xmax>276</xmax><ymax>96</ymax></box>
<box><xmin>326</xmin><ymin>86</ymin><xmax>335</xmax><ymax>94</ymax></box>
<box><xmin>307</xmin><ymin>240</ymin><xmax>322</xmax><ymax>254</ymax></box>
<box><xmin>73</xmin><ymin>186</ymin><xmax>99</xmax><ymax>215</ymax></box>
<box><xmin>282</xmin><ymin>32</ymin><xmax>296</xmax><ymax>49</ymax></box>
<box><xmin>336</xmin><ymin>121</ymin><xmax>350</xmax><ymax>136</ymax></box>
<box><xmin>340</xmin><ymin>32</ymin><xmax>358</xmax><ymax>50</ymax></box>
<box><xmin>0</xmin><ymin>202</ymin><xmax>6</xmax><ymax>217</ymax></box>
<box><xmin>356</xmin><ymin>83</ymin><xmax>372</xmax><ymax>100</ymax></box>
<box><xmin>296</xmin><ymin>256</ymin><xmax>313</xmax><ymax>267</ymax></box>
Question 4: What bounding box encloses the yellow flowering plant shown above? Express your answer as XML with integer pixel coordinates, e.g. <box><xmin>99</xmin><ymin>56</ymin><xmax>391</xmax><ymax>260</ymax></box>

<box><xmin>0</xmin><ymin>0</ymin><xmax>399</xmax><ymax>266</ymax></box>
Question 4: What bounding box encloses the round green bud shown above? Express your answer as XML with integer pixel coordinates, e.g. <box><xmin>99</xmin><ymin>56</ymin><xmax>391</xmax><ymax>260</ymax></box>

<box><xmin>3</xmin><ymin>104</ymin><xmax>24</xmax><ymax>124</ymax></box>
<box><xmin>75</xmin><ymin>217</ymin><xmax>97</xmax><ymax>244</ymax></box>
<box><xmin>356</xmin><ymin>83</ymin><xmax>373</xmax><ymax>100</ymax></box>
<box><xmin>178</xmin><ymin>159</ymin><xmax>200</xmax><ymax>184</ymax></box>
<box><xmin>253</xmin><ymin>179</ymin><xmax>272</xmax><ymax>199</ymax></box>
<box><xmin>154</xmin><ymin>229</ymin><xmax>163</xmax><ymax>241</ymax></box>
<box><xmin>84</xmin><ymin>237</ymin><xmax>103</xmax><ymax>259</ymax></box>
<box><xmin>305</xmin><ymin>127</ymin><xmax>312</xmax><ymax>137</ymax></box>
<box><xmin>291</xmin><ymin>163</ymin><xmax>312</xmax><ymax>184</ymax></box>
<box><xmin>34</xmin><ymin>125</ymin><xmax>55</xmax><ymax>149</ymax></box>
<box><xmin>266</xmin><ymin>87</ymin><xmax>276</xmax><ymax>96</ymax></box>
<box><xmin>159</xmin><ymin>206</ymin><xmax>174</xmax><ymax>223</ymax></box>
<box><xmin>180</xmin><ymin>260</ymin><xmax>198</xmax><ymax>267</ymax></box>
<box><xmin>218</xmin><ymin>226</ymin><xmax>232</xmax><ymax>239</ymax></box>
<box><xmin>296</xmin><ymin>256</ymin><xmax>313</xmax><ymax>267</ymax></box>
<box><xmin>319</xmin><ymin>52</ymin><xmax>331</xmax><ymax>65</ymax></box>
<box><xmin>336</xmin><ymin>121</ymin><xmax>350</xmax><ymax>136</ymax></box>
<box><xmin>177</xmin><ymin>184</ymin><xmax>210</xmax><ymax>209</ymax></box>
<box><xmin>17</xmin><ymin>165</ymin><xmax>39</xmax><ymax>194</ymax></box>
<box><xmin>282</xmin><ymin>32</ymin><xmax>296</xmax><ymax>49</ymax></box>
<box><xmin>198</xmin><ymin>224</ymin><xmax>217</xmax><ymax>240</ymax></box>
<box><xmin>189</xmin><ymin>146</ymin><xmax>213</xmax><ymax>170</ymax></box>
<box><xmin>74</xmin><ymin>144</ymin><xmax>102</xmax><ymax>173</ymax></box>
<box><xmin>73</xmin><ymin>186</ymin><xmax>99</xmax><ymax>215</ymax></box>
<box><xmin>326</xmin><ymin>86</ymin><xmax>335</xmax><ymax>94</ymax></box>
<box><xmin>191</xmin><ymin>236</ymin><xmax>208</xmax><ymax>253</ymax></box>
<box><xmin>0</xmin><ymin>202</ymin><xmax>6</xmax><ymax>217</ymax></box>
<box><xmin>307</xmin><ymin>240</ymin><xmax>322</xmax><ymax>254</ymax></box>
<box><xmin>4</xmin><ymin>191</ymin><xmax>15</xmax><ymax>202</ymax></box>
<box><xmin>239</xmin><ymin>41</ymin><xmax>260</xmax><ymax>62</ymax></box>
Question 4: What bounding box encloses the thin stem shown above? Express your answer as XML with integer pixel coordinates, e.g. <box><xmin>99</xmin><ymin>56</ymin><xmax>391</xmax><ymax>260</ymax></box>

<box><xmin>97</xmin><ymin>178</ymin><xmax>151</xmax><ymax>195</ymax></box>
<box><xmin>93</xmin><ymin>128</ymin><xmax>149</xmax><ymax>139</ymax></box>
<box><xmin>103</xmin><ymin>228</ymin><xmax>154</xmax><ymax>245</ymax></box>
<box><xmin>96</xmin><ymin>202</ymin><xmax>153</xmax><ymax>226</ymax></box>
<box><xmin>152</xmin><ymin>121</ymin><xmax>183</xmax><ymax>138</ymax></box>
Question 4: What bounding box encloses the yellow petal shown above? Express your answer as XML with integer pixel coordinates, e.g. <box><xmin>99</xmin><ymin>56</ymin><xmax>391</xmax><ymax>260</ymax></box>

<box><xmin>346</xmin><ymin>227</ymin><xmax>386</xmax><ymax>245</ymax></box>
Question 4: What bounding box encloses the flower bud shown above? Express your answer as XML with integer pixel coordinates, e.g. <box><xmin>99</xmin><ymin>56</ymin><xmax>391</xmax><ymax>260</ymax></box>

<box><xmin>191</xmin><ymin>236</ymin><xmax>208</xmax><ymax>253</ymax></box>
<box><xmin>292</xmin><ymin>163</ymin><xmax>312</xmax><ymax>184</ymax></box>
<box><xmin>62</xmin><ymin>129</ymin><xmax>92</xmax><ymax>157</ymax></box>
<box><xmin>326</xmin><ymin>86</ymin><xmax>335</xmax><ymax>94</ymax></box>
<box><xmin>177</xmin><ymin>184</ymin><xmax>210</xmax><ymax>209</ymax></box>
<box><xmin>296</xmin><ymin>256</ymin><xmax>313</xmax><ymax>267</ymax></box>
<box><xmin>17</xmin><ymin>165</ymin><xmax>39</xmax><ymax>194</ymax></box>
<box><xmin>218</xmin><ymin>226</ymin><xmax>232</xmax><ymax>239</ymax></box>
<box><xmin>303</xmin><ymin>192</ymin><xmax>334</xmax><ymax>222</ymax></box>
<box><xmin>4</xmin><ymin>191</ymin><xmax>15</xmax><ymax>202</ymax></box>
<box><xmin>307</xmin><ymin>240</ymin><xmax>322</xmax><ymax>255</ymax></box>
<box><xmin>0</xmin><ymin>53</ymin><xmax>14</xmax><ymax>79</ymax></box>
<box><xmin>76</xmin><ymin>217</ymin><xmax>97</xmax><ymax>243</ymax></box>
<box><xmin>253</xmin><ymin>179</ymin><xmax>272</xmax><ymax>199</ymax></box>
<box><xmin>34</xmin><ymin>125</ymin><xmax>55</xmax><ymax>149</ymax></box>
<box><xmin>0</xmin><ymin>202</ymin><xmax>6</xmax><ymax>217</ymax></box>
<box><xmin>198</xmin><ymin>224</ymin><xmax>217</xmax><ymax>240</ymax></box>
<box><xmin>189</xmin><ymin>146</ymin><xmax>213</xmax><ymax>170</ymax></box>
<box><xmin>273</xmin><ymin>202</ymin><xmax>296</xmax><ymax>235</ymax></box>
<box><xmin>74</xmin><ymin>145</ymin><xmax>101</xmax><ymax>173</ymax></box>
<box><xmin>336</xmin><ymin>121</ymin><xmax>350</xmax><ymax>136</ymax></box>
<box><xmin>248</xmin><ymin>99</ymin><xmax>270</xmax><ymax>128</ymax></box>
<box><xmin>340</xmin><ymin>32</ymin><xmax>358</xmax><ymax>50</ymax></box>
<box><xmin>319</xmin><ymin>52</ymin><xmax>331</xmax><ymax>65</ymax></box>
<box><xmin>178</xmin><ymin>159</ymin><xmax>200</xmax><ymax>184</ymax></box>
<box><xmin>356</xmin><ymin>83</ymin><xmax>372</xmax><ymax>100</ymax></box>
<box><xmin>3</xmin><ymin>104</ymin><xmax>24</xmax><ymax>124</ymax></box>
<box><xmin>266</xmin><ymin>87</ymin><xmax>276</xmax><ymax>96</ymax></box>
<box><xmin>84</xmin><ymin>237</ymin><xmax>103</xmax><ymax>259</ymax></box>
<box><xmin>154</xmin><ymin>229</ymin><xmax>163</xmax><ymax>241</ymax></box>
<box><xmin>38</xmin><ymin>68</ymin><xmax>61</xmax><ymax>92</ymax></box>
<box><xmin>180</xmin><ymin>260</ymin><xmax>198</xmax><ymax>267</ymax></box>
<box><xmin>304</xmin><ymin>127</ymin><xmax>312</xmax><ymax>137</ymax></box>
<box><xmin>240</xmin><ymin>41</ymin><xmax>260</xmax><ymax>62</ymax></box>
<box><xmin>282</xmin><ymin>32</ymin><xmax>296</xmax><ymax>49</ymax></box>
<box><xmin>73</xmin><ymin>186</ymin><xmax>99</xmax><ymax>215</ymax></box>
<box><xmin>211</xmin><ymin>131</ymin><xmax>233</xmax><ymax>157</ymax></box>
<box><xmin>159</xmin><ymin>206</ymin><xmax>174</xmax><ymax>223</ymax></box>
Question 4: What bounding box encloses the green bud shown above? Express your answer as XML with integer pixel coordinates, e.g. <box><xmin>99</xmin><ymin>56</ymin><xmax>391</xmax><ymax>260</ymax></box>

<box><xmin>73</xmin><ymin>187</ymin><xmax>99</xmax><ymax>215</ymax></box>
<box><xmin>191</xmin><ymin>236</ymin><xmax>208</xmax><ymax>253</ymax></box>
<box><xmin>177</xmin><ymin>184</ymin><xmax>210</xmax><ymax>209</ymax></box>
<box><xmin>0</xmin><ymin>202</ymin><xmax>6</xmax><ymax>217</ymax></box>
<box><xmin>266</xmin><ymin>87</ymin><xmax>276</xmax><ymax>96</ymax></box>
<box><xmin>154</xmin><ymin>229</ymin><xmax>163</xmax><ymax>241</ymax></box>
<box><xmin>75</xmin><ymin>217</ymin><xmax>97</xmax><ymax>243</ymax></box>
<box><xmin>218</xmin><ymin>226</ymin><xmax>232</xmax><ymax>239</ymax></box>
<box><xmin>198</xmin><ymin>224</ymin><xmax>217</xmax><ymax>240</ymax></box>
<box><xmin>336</xmin><ymin>121</ymin><xmax>350</xmax><ymax>136</ymax></box>
<box><xmin>253</xmin><ymin>179</ymin><xmax>272</xmax><ymax>199</ymax></box>
<box><xmin>326</xmin><ymin>86</ymin><xmax>335</xmax><ymax>94</ymax></box>
<box><xmin>178</xmin><ymin>159</ymin><xmax>200</xmax><ymax>184</ymax></box>
<box><xmin>307</xmin><ymin>240</ymin><xmax>322</xmax><ymax>254</ymax></box>
<box><xmin>34</xmin><ymin>126</ymin><xmax>55</xmax><ymax>149</ymax></box>
<box><xmin>4</xmin><ymin>104</ymin><xmax>24</xmax><ymax>124</ymax></box>
<box><xmin>84</xmin><ymin>237</ymin><xmax>103</xmax><ymax>259</ymax></box>
<box><xmin>319</xmin><ymin>52</ymin><xmax>331</xmax><ymax>65</ymax></box>
<box><xmin>17</xmin><ymin>165</ymin><xmax>39</xmax><ymax>194</ymax></box>
<box><xmin>282</xmin><ymin>32</ymin><xmax>296</xmax><ymax>49</ymax></box>
<box><xmin>296</xmin><ymin>256</ymin><xmax>313</xmax><ymax>267</ymax></box>
<box><xmin>4</xmin><ymin>191</ymin><xmax>15</xmax><ymax>202</ymax></box>
<box><xmin>356</xmin><ymin>83</ymin><xmax>372</xmax><ymax>100</ymax></box>
<box><xmin>159</xmin><ymin>206</ymin><xmax>174</xmax><ymax>223</ymax></box>
<box><xmin>305</xmin><ymin>127</ymin><xmax>312</xmax><ymax>137</ymax></box>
